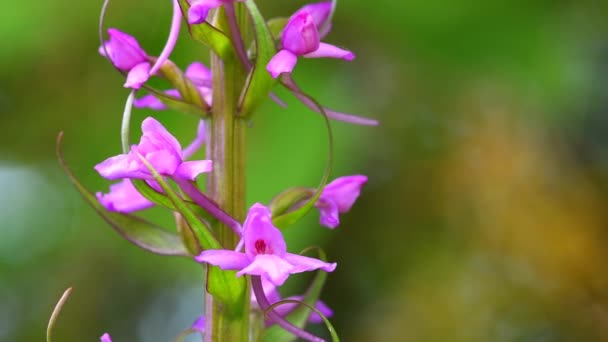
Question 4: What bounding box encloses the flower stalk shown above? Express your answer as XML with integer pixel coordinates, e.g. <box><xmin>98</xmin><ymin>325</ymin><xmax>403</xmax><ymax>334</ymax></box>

<box><xmin>205</xmin><ymin>6</ymin><xmax>251</xmax><ymax>341</ymax></box>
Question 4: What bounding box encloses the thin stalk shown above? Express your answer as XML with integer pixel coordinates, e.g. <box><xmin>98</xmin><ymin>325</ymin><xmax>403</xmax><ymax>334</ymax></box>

<box><xmin>204</xmin><ymin>6</ymin><xmax>251</xmax><ymax>342</ymax></box>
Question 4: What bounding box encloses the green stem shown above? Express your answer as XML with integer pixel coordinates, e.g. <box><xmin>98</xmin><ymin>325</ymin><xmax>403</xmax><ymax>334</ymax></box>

<box><xmin>204</xmin><ymin>6</ymin><xmax>251</xmax><ymax>342</ymax></box>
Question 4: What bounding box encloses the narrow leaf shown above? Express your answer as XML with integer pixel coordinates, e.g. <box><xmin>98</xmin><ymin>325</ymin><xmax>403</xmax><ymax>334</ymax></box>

<box><xmin>57</xmin><ymin>133</ymin><xmax>190</xmax><ymax>256</ymax></box>
<box><xmin>272</xmin><ymin>90</ymin><xmax>333</xmax><ymax>229</ymax></box>
<box><xmin>135</xmin><ymin>154</ymin><xmax>222</xmax><ymax>250</ymax></box>
<box><xmin>177</xmin><ymin>0</ymin><xmax>235</xmax><ymax>61</ymax></box>
<box><xmin>239</xmin><ymin>0</ymin><xmax>278</xmax><ymax>116</ymax></box>
<box><xmin>131</xmin><ymin>179</ymin><xmax>218</xmax><ymax>227</ymax></box>
<box><xmin>47</xmin><ymin>287</ymin><xmax>73</xmax><ymax>342</ymax></box>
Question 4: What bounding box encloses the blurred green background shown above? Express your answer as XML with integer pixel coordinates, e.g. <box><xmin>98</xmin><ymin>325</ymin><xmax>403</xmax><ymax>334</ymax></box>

<box><xmin>3</xmin><ymin>0</ymin><xmax>608</xmax><ymax>341</ymax></box>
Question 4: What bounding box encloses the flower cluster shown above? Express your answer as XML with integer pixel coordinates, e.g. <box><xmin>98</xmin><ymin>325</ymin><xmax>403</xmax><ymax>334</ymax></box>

<box><xmin>58</xmin><ymin>0</ymin><xmax>376</xmax><ymax>341</ymax></box>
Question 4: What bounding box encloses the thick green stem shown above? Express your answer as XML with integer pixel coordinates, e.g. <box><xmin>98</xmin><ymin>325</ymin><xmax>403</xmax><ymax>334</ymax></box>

<box><xmin>204</xmin><ymin>6</ymin><xmax>251</xmax><ymax>342</ymax></box>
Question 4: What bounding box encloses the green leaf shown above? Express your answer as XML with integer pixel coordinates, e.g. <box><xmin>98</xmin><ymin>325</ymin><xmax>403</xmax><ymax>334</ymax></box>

<box><xmin>47</xmin><ymin>287</ymin><xmax>72</xmax><ymax>342</ymax></box>
<box><xmin>135</xmin><ymin>153</ymin><xmax>222</xmax><ymax>251</ymax></box>
<box><xmin>264</xmin><ymin>249</ymin><xmax>336</xmax><ymax>342</ymax></box>
<box><xmin>271</xmin><ymin>91</ymin><xmax>334</xmax><ymax>229</ymax></box>
<box><xmin>177</xmin><ymin>0</ymin><xmax>235</xmax><ymax>61</ymax></box>
<box><xmin>130</xmin><ymin>179</ymin><xmax>218</xmax><ymax>227</ymax></box>
<box><xmin>207</xmin><ymin>266</ymin><xmax>248</xmax><ymax>312</ymax></box>
<box><xmin>56</xmin><ymin>133</ymin><xmax>190</xmax><ymax>256</ymax></box>
<box><xmin>266</xmin><ymin>17</ymin><xmax>288</xmax><ymax>40</ymax></box>
<box><xmin>159</xmin><ymin>60</ymin><xmax>210</xmax><ymax>113</ymax></box>
<box><xmin>239</xmin><ymin>0</ymin><xmax>278</xmax><ymax>116</ymax></box>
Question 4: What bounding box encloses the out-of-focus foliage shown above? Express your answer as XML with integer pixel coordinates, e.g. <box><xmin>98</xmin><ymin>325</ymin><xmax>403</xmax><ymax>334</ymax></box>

<box><xmin>2</xmin><ymin>0</ymin><xmax>608</xmax><ymax>341</ymax></box>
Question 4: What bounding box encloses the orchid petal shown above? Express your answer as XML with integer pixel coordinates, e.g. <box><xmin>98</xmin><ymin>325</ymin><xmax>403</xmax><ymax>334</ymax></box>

<box><xmin>195</xmin><ymin>250</ymin><xmax>251</xmax><ymax>270</ymax></box>
<box><xmin>267</xmin><ymin>50</ymin><xmax>298</xmax><ymax>79</ymax></box>
<box><xmin>100</xmin><ymin>333</ymin><xmax>112</xmax><ymax>342</ymax></box>
<box><xmin>282</xmin><ymin>13</ymin><xmax>320</xmax><ymax>55</ymax></box>
<box><xmin>174</xmin><ymin>160</ymin><xmax>213</xmax><ymax>180</ymax></box>
<box><xmin>322</xmin><ymin>175</ymin><xmax>367</xmax><ymax>212</ymax></box>
<box><xmin>96</xmin><ymin>179</ymin><xmax>154</xmax><ymax>213</ymax></box>
<box><xmin>124</xmin><ymin>62</ymin><xmax>151</xmax><ymax>89</ymax></box>
<box><xmin>95</xmin><ymin>153</ymin><xmax>148</xmax><ymax>180</ymax></box>
<box><xmin>315</xmin><ymin>198</ymin><xmax>340</xmax><ymax>229</ymax></box>
<box><xmin>133</xmin><ymin>89</ymin><xmax>181</xmax><ymax>110</ymax></box>
<box><xmin>237</xmin><ymin>254</ymin><xmax>294</xmax><ymax>286</ymax></box>
<box><xmin>303</xmin><ymin>42</ymin><xmax>355</xmax><ymax>60</ymax></box>
<box><xmin>244</xmin><ymin>203</ymin><xmax>287</xmax><ymax>258</ymax></box>
<box><xmin>284</xmin><ymin>253</ymin><xmax>337</xmax><ymax>273</ymax></box>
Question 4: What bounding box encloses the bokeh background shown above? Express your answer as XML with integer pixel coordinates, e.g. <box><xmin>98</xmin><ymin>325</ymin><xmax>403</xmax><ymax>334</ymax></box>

<box><xmin>3</xmin><ymin>0</ymin><xmax>608</xmax><ymax>341</ymax></box>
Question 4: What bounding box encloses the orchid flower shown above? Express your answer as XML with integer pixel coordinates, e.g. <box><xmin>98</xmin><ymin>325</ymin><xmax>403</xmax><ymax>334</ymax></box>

<box><xmin>195</xmin><ymin>203</ymin><xmax>336</xmax><ymax>286</ymax></box>
<box><xmin>99</xmin><ymin>29</ymin><xmax>152</xmax><ymax>89</ymax></box>
<box><xmin>134</xmin><ymin>62</ymin><xmax>213</xmax><ymax>110</ymax></box>
<box><xmin>95</xmin><ymin>118</ymin><xmax>212</xmax><ymax>182</ymax></box>
<box><xmin>267</xmin><ymin>1</ymin><xmax>354</xmax><ymax>78</ymax></box>
<box><xmin>95</xmin><ymin>121</ymin><xmax>207</xmax><ymax>213</ymax></box>
<box><xmin>100</xmin><ymin>333</ymin><xmax>112</xmax><ymax>342</ymax></box>
<box><xmin>315</xmin><ymin>175</ymin><xmax>367</xmax><ymax>228</ymax></box>
<box><xmin>188</xmin><ymin>0</ymin><xmax>245</xmax><ymax>25</ymax></box>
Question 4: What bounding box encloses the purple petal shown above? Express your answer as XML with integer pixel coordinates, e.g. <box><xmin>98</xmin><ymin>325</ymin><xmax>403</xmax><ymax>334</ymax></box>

<box><xmin>322</xmin><ymin>175</ymin><xmax>367</xmax><ymax>212</ymax></box>
<box><xmin>195</xmin><ymin>250</ymin><xmax>251</xmax><ymax>270</ymax></box>
<box><xmin>303</xmin><ymin>42</ymin><xmax>355</xmax><ymax>60</ymax></box>
<box><xmin>192</xmin><ymin>316</ymin><xmax>206</xmax><ymax>332</ymax></box>
<box><xmin>283</xmin><ymin>253</ymin><xmax>337</xmax><ymax>274</ymax></box>
<box><xmin>294</xmin><ymin>1</ymin><xmax>332</xmax><ymax>35</ymax></box>
<box><xmin>124</xmin><ymin>62</ymin><xmax>151</xmax><ymax>89</ymax></box>
<box><xmin>186</xmin><ymin>62</ymin><xmax>212</xmax><ymax>83</ymax></box>
<box><xmin>267</xmin><ymin>50</ymin><xmax>298</xmax><ymax>79</ymax></box>
<box><xmin>315</xmin><ymin>198</ymin><xmax>340</xmax><ymax>229</ymax></box>
<box><xmin>133</xmin><ymin>89</ymin><xmax>181</xmax><ymax>111</ymax></box>
<box><xmin>100</xmin><ymin>333</ymin><xmax>112</xmax><ymax>342</ymax></box>
<box><xmin>237</xmin><ymin>254</ymin><xmax>295</xmax><ymax>286</ymax></box>
<box><xmin>188</xmin><ymin>2</ymin><xmax>211</xmax><ymax>24</ymax></box>
<box><xmin>308</xmin><ymin>298</ymin><xmax>333</xmax><ymax>324</ymax></box>
<box><xmin>282</xmin><ymin>12</ymin><xmax>320</xmax><ymax>55</ymax></box>
<box><xmin>94</xmin><ymin>153</ymin><xmax>148</xmax><ymax>180</ymax></box>
<box><xmin>101</xmin><ymin>29</ymin><xmax>147</xmax><ymax>70</ymax></box>
<box><xmin>96</xmin><ymin>179</ymin><xmax>154</xmax><ymax>213</ymax></box>
<box><xmin>174</xmin><ymin>160</ymin><xmax>213</xmax><ymax>180</ymax></box>
<box><xmin>139</xmin><ymin>117</ymin><xmax>183</xmax><ymax>161</ymax></box>
<box><xmin>182</xmin><ymin>120</ymin><xmax>207</xmax><ymax>159</ymax></box>
<box><xmin>243</xmin><ymin>203</ymin><xmax>287</xmax><ymax>258</ymax></box>
<box><xmin>141</xmin><ymin>148</ymin><xmax>182</xmax><ymax>175</ymax></box>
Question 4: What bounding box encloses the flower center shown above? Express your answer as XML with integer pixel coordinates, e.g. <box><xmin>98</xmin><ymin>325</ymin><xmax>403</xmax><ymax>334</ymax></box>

<box><xmin>254</xmin><ymin>239</ymin><xmax>272</xmax><ymax>255</ymax></box>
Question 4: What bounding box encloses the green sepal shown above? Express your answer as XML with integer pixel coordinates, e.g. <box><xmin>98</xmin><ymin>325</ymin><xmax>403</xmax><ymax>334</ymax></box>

<box><xmin>134</xmin><ymin>154</ymin><xmax>222</xmax><ymax>251</ymax></box>
<box><xmin>56</xmin><ymin>133</ymin><xmax>189</xmax><ymax>257</ymax></box>
<box><xmin>177</xmin><ymin>0</ymin><xmax>236</xmax><ymax>61</ymax></box>
<box><xmin>266</xmin><ymin>17</ymin><xmax>288</xmax><ymax>40</ymax></box>
<box><xmin>264</xmin><ymin>249</ymin><xmax>337</xmax><ymax>342</ymax></box>
<box><xmin>142</xmin><ymin>85</ymin><xmax>209</xmax><ymax>117</ymax></box>
<box><xmin>271</xmin><ymin>91</ymin><xmax>334</xmax><ymax>229</ymax></box>
<box><xmin>268</xmin><ymin>187</ymin><xmax>315</xmax><ymax>218</ymax></box>
<box><xmin>239</xmin><ymin>0</ymin><xmax>278</xmax><ymax>116</ymax></box>
<box><xmin>158</xmin><ymin>60</ymin><xmax>210</xmax><ymax>113</ymax></box>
